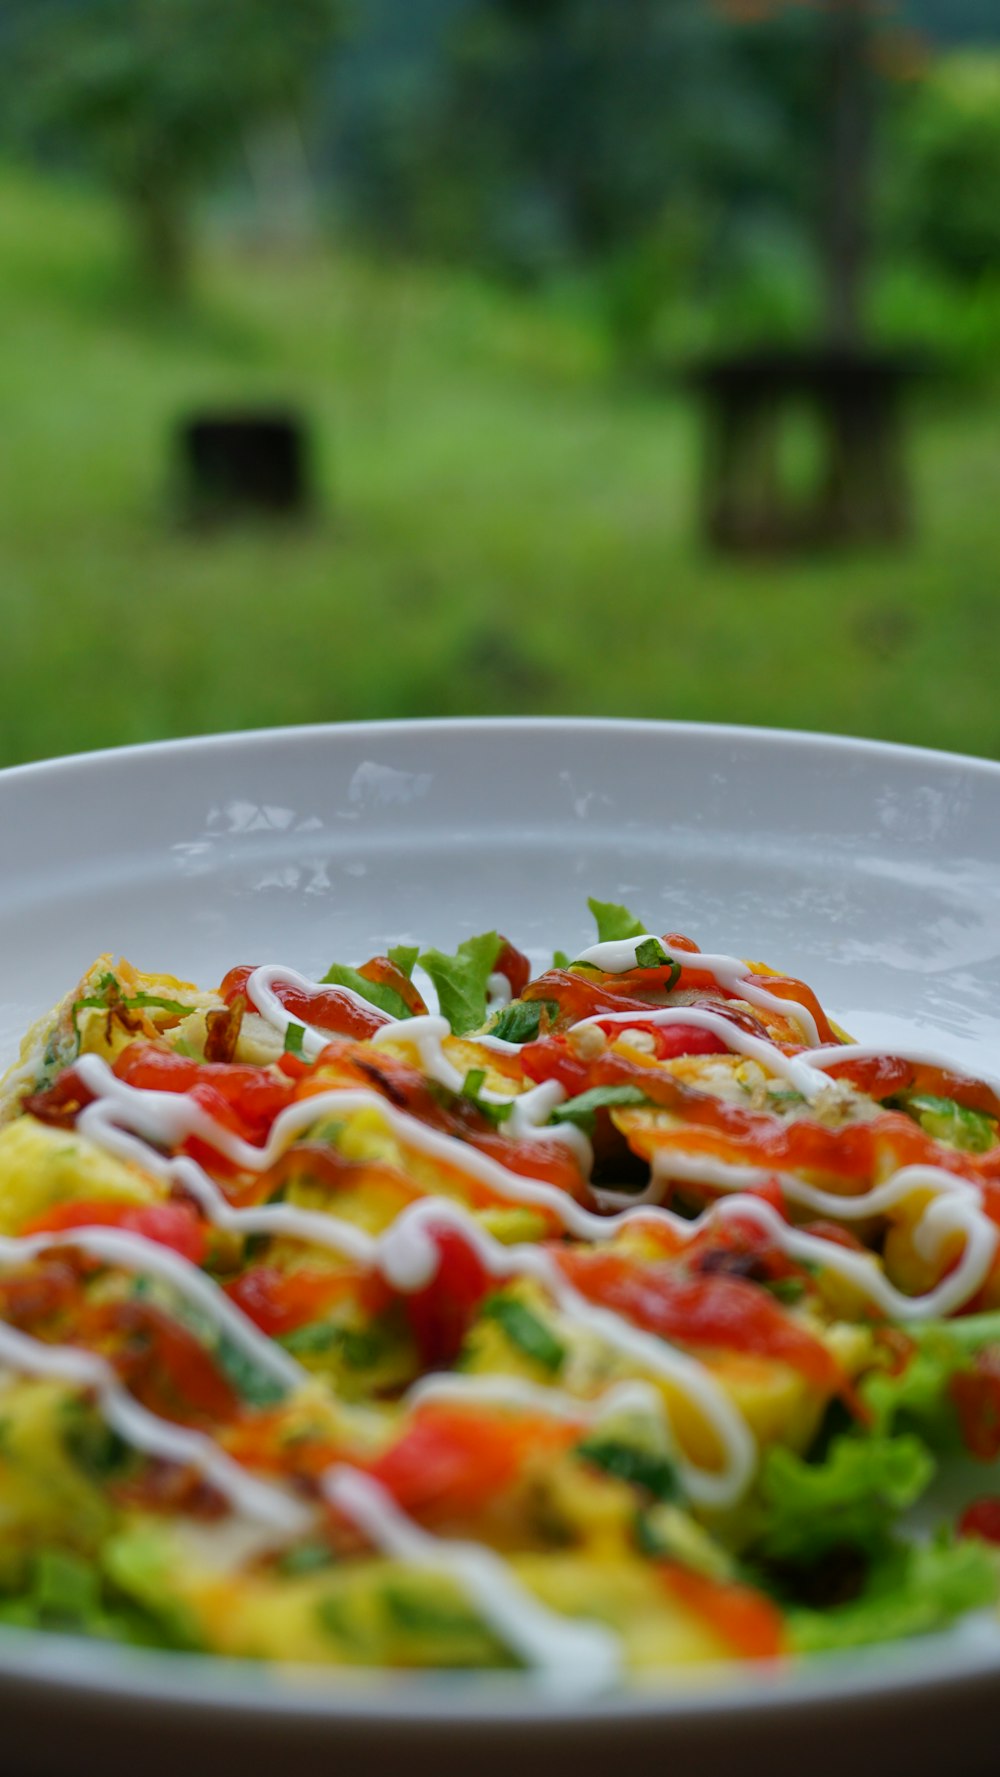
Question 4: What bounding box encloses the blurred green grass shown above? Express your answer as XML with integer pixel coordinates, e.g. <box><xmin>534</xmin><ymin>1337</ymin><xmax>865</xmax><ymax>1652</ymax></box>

<box><xmin>2</xmin><ymin>164</ymin><xmax>1000</xmax><ymax>769</ymax></box>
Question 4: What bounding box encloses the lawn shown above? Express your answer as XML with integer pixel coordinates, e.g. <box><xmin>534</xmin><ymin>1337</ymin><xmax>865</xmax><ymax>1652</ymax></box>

<box><xmin>2</xmin><ymin>164</ymin><xmax>999</xmax><ymax>769</ymax></box>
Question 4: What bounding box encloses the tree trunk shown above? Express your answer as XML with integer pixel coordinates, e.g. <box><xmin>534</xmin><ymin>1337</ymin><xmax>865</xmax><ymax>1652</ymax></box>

<box><xmin>822</xmin><ymin>0</ymin><xmax>872</xmax><ymax>350</ymax></box>
<box><xmin>126</xmin><ymin>177</ymin><xmax>191</xmax><ymax>305</ymax></box>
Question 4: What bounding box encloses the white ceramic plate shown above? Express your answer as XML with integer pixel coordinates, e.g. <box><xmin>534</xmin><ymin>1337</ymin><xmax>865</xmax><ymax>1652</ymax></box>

<box><xmin>3</xmin><ymin>718</ymin><xmax>1000</xmax><ymax>1777</ymax></box>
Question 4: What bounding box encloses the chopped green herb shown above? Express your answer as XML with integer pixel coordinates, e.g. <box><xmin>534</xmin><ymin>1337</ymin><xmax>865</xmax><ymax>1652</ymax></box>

<box><xmin>34</xmin><ymin>1549</ymin><xmax>103</xmax><ymax>1627</ymax></box>
<box><xmin>381</xmin><ymin>1582</ymin><xmax>487</xmax><ymax>1640</ymax></box>
<box><xmin>578</xmin><ymin>1436</ymin><xmax>677</xmax><ymax>1501</ymax></box>
<box><xmin>283</xmin><ymin>1021</ymin><xmax>306</xmax><ymax>1056</ymax></box>
<box><xmin>488</xmin><ymin>999</ymin><xmax>557</xmax><ymax>1045</ymax></box>
<box><xmin>482</xmin><ymin>1295</ymin><xmax>566</xmax><ymax>1372</ymax></box>
<box><xmin>460</xmin><ymin>1068</ymin><xmax>512</xmax><ymax>1127</ymax></box>
<box><xmin>551</xmin><ymin>1083</ymin><xmax>648</xmax><ymax>1135</ymax></box>
<box><xmin>418</xmin><ymin>932</ymin><xmax>502</xmax><ymax>1035</ymax></box>
<box><xmin>587</xmin><ymin>898</ymin><xmax>646</xmax><ymax>943</ymax></box>
<box><xmin>71</xmin><ymin>974</ymin><xmax>194</xmax><ymax>1037</ymax></box>
<box><xmin>764</xmin><ymin>1277</ymin><xmax>807</xmax><ymax>1306</ymax></box>
<box><xmin>278</xmin><ymin>1322</ymin><xmax>341</xmax><ymax>1356</ymax></box>
<box><xmin>634</xmin><ymin>937</ymin><xmax>681</xmax><ymax>988</ymax></box>
<box><xmin>61</xmin><ymin>1404</ymin><xmax>133</xmax><ymax>1481</ymax></box>
<box><xmin>213</xmin><ymin>1335</ymin><xmax>288</xmax><ymax>1408</ymax></box>
<box><xmin>277</xmin><ymin>1542</ymin><xmax>336</xmax><ymax>1577</ymax></box>
<box><xmin>894</xmin><ymin>1093</ymin><xmax>997</xmax><ymax>1155</ymax></box>
<box><xmin>552</xmin><ymin>950</ymin><xmax>571</xmax><ymax>970</ymax></box>
<box><xmin>278</xmin><ymin>1322</ymin><xmax>385</xmax><ymax>1369</ymax></box>
<box><xmin>321</xmin><ymin>962</ymin><xmax>412</xmax><ymax>1022</ymax></box>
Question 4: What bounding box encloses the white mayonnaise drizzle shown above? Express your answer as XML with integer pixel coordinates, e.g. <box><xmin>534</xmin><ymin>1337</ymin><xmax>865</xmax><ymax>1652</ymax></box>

<box><xmin>73</xmin><ymin>1058</ymin><xmax>602</xmax><ymax>1241</ymax></box>
<box><xmin>0</xmin><ymin>1320</ymin><xmax>311</xmax><ymax>1534</ymax></box>
<box><xmin>407</xmin><ymin>1371</ymin><xmax>670</xmax><ymax>1430</ymax></box>
<box><xmin>324</xmin><ymin>1465</ymin><xmax>622</xmax><ymax>1691</ymax></box>
<box><xmin>711</xmin><ymin>1188</ymin><xmax>997</xmax><ymax>1323</ymax></box>
<box><xmin>574</xmin><ymin>938</ymin><xmax>822</xmax><ymax>1046</ymax></box>
<box><xmin>0</xmin><ymin>1221</ymin><xmax>303</xmax><ymax>1391</ymax></box>
<box><xmin>577</xmin><ymin>1005</ymin><xmax>832</xmax><ymax>1103</ymax></box>
<box><xmin>369</xmin><ymin>1014</ymin><xmax>591</xmax><ymax>1167</ymax></box>
<box><xmin>376</xmin><ymin>1198</ymin><xmax>755</xmax><ymax>1509</ymax></box>
<box><xmin>10</xmin><ymin>943</ymin><xmax>1000</xmax><ymax>1677</ymax></box>
<box><xmin>64</xmin><ymin>1062</ymin><xmax>758</xmax><ymax>1507</ymax></box>
<box><xmin>244</xmin><ymin>974</ymin><xmax>591</xmax><ymax>1168</ymax></box>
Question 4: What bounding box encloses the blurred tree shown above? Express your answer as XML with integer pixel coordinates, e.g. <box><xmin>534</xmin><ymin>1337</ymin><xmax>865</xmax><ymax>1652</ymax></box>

<box><xmin>888</xmin><ymin>52</ymin><xmax>1000</xmax><ymax>283</ymax></box>
<box><xmin>2</xmin><ymin>0</ymin><xmax>342</xmax><ymax>301</ymax></box>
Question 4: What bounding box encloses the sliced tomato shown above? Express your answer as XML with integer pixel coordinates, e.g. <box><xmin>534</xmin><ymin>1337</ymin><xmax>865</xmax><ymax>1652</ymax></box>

<box><xmin>951</xmin><ymin>1347</ymin><xmax>1000</xmax><ymax>1460</ymax></box>
<box><xmin>226</xmin><ymin>1264</ymin><xmax>388</xmax><ymax>1338</ymax></box>
<box><xmin>660</xmin><ymin>1564</ymin><xmax>785</xmax><ymax>1659</ymax></box>
<box><xmin>80</xmin><ymin>1298</ymin><xmax>240</xmax><ymax>1425</ymax></box>
<box><xmin>114</xmin><ymin>1043</ymin><xmax>297</xmax><ymax>1147</ymax></box>
<box><xmin>368</xmin><ymin>1404</ymin><xmax>573</xmax><ymax>1523</ymax></box>
<box><xmin>556</xmin><ymin>1248</ymin><xmax>845</xmax><ymax>1396</ymax></box>
<box><xmin>959</xmin><ymin>1497</ymin><xmax>1000</xmax><ymax>1543</ymax></box>
<box><xmin>22</xmin><ymin>1198</ymin><xmax>206</xmax><ymax>1264</ymax></box>
<box><xmin>402</xmin><ymin>1226</ymin><xmax>492</xmax><ymax>1366</ymax></box>
<box><xmin>594</xmin><ymin>1019</ymin><xmax>729</xmax><ymax>1061</ymax></box>
<box><xmin>23</xmin><ymin>1067</ymin><xmax>96</xmax><ymax>1128</ymax></box>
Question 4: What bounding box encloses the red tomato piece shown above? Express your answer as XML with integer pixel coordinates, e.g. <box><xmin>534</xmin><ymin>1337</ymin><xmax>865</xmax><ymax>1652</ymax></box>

<box><xmin>114</xmin><ymin>1043</ymin><xmax>297</xmax><ymax>1147</ymax></box>
<box><xmin>951</xmin><ymin>1348</ymin><xmax>1000</xmax><ymax>1460</ymax></box>
<box><xmin>23</xmin><ymin>1198</ymin><xmax>206</xmax><ymax>1265</ymax></box>
<box><xmin>556</xmin><ymin>1249</ymin><xmax>845</xmax><ymax>1395</ymax></box>
<box><xmin>959</xmin><ymin>1497</ymin><xmax>1000</xmax><ymax>1543</ymax></box>
<box><xmin>403</xmin><ymin>1226</ymin><xmax>492</xmax><ymax>1367</ymax></box>
<box><xmin>595</xmin><ymin>1019</ymin><xmax>729</xmax><ymax>1061</ymax></box>
<box><xmin>227</xmin><ymin>1264</ymin><xmax>385</xmax><ymax>1337</ymax></box>
<box><xmin>368</xmin><ymin>1405</ymin><xmax>572</xmax><ymax>1523</ymax></box>
<box><xmin>81</xmin><ymin>1298</ymin><xmax>239</xmax><ymax>1425</ymax></box>
<box><xmin>661</xmin><ymin>1564</ymin><xmax>785</xmax><ymax>1659</ymax></box>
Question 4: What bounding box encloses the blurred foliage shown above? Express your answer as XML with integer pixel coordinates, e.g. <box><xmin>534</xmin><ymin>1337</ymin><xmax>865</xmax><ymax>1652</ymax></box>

<box><xmin>887</xmin><ymin>52</ymin><xmax>1000</xmax><ymax>282</ymax></box>
<box><xmin>0</xmin><ymin>0</ymin><xmax>995</xmax><ymax>377</ymax></box>
<box><xmin>0</xmin><ymin>0</ymin><xmax>343</xmax><ymax>298</ymax></box>
<box><xmin>327</xmin><ymin>2</ymin><xmax>1000</xmax><ymax>376</ymax></box>
<box><xmin>1</xmin><ymin>161</ymin><xmax>999</xmax><ymax>770</ymax></box>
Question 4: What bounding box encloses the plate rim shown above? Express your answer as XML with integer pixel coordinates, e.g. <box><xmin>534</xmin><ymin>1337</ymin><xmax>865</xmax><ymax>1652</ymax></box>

<box><xmin>2</xmin><ymin>715</ymin><xmax>1000</xmax><ymax>1728</ymax></box>
<box><xmin>2</xmin><ymin>713</ymin><xmax>1000</xmax><ymax>793</ymax></box>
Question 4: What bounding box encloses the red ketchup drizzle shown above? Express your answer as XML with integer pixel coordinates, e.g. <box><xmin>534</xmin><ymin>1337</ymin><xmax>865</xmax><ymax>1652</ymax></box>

<box><xmin>219</xmin><ymin>965</ymin><xmax>390</xmax><ymax>1041</ymax></box>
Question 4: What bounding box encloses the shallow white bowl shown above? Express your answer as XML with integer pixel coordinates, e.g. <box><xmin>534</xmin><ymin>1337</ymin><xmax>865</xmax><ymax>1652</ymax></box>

<box><xmin>2</xmin><ymin>718</ymin><xmax>1000</xmax><ymax>1777</ymax></box>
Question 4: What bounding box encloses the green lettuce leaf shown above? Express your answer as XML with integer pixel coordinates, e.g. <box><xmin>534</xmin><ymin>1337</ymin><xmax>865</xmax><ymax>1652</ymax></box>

<box><xmin>551</xmin><ymin>1083</ymin><xmax>648</xmax><ymax>1135</ymax></box>
<box><xmin>460</xmin><ymin>1068</ymin><xmax>513</xmax><ymax>1128</ymax></box>
<box><xmin>587</xmin><ymin>898</ymin><xmax>646</xmax><ymax>943</ymax></box>
<box><xmin>487</xmin><ymin>999</ymin><xmax>557</xmax><ymax>1044</ymax></box>
<box><xmin>387</xmin><ymin>944</ymin><xmax>420</xmax><ymax>980</ymax></box>
<box><xmin>862</xmin><ymin>1315</ymin><xmax>1000</xmax><ymax>1448</ymax></box>
<box><xmin>788</xmin><ymin>1533</ymin><xmax>999</xmax><ymax>1654</ymax></box>
<box><xmin>321</xmin><ymin>961</ymin><xmax>413</xmax><ymax>1021</ymax></box>
<box><xmin>481</xmin><ymin>1294</ymin><xmax>566</xmax><ymax>1373</ymax></box>
<box><xmin>418</xmin><ymin>932</ymin><xmax>501</xmax><ymax>1034</ymax></box>
<box><xmin>755</xmin><ymin>1433</ymin><xmax>935</xmax><ymax>1565</ymax></box>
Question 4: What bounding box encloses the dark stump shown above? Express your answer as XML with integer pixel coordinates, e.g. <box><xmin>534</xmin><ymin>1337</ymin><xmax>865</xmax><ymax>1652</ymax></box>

<box><xmin>177</xmin><ymin>411</ymin><xmax>311</xmax><ymax>522</ymax></box>
<box><xmin>686</xmin><ymin>349</ymin><xmax>926</xmax><ymax>553</ymax></box>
